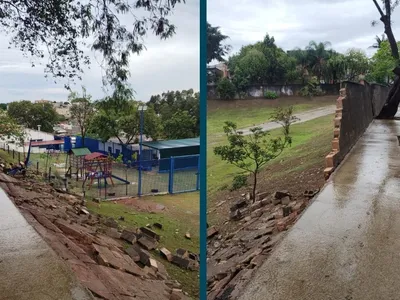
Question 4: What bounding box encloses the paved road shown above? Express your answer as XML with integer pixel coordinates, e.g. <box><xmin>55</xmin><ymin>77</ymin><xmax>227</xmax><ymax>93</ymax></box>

<box><xmin>0</xmin><ymin>187</ymin><xmax>92</xmax><ymax>300</ymax></box>
<box><xmin>238</xmin><ymin>117</ymin><xmax>400</xmax><ymax>300</ymax></box>
<box><xmin>239</xmin><ymin>105</ymin><xmax>336</xmax><ymax>135</ymax></box>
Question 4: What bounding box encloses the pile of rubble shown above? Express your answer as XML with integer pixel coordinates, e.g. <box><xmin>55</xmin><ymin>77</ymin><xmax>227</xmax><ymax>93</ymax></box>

<box><xmin>0</xmin><ymin>172</ymin><xmax>194</xmax><ymax>300</ymax></box>
<box><xmin>207</xmin><ymin>189</ymin><xmax>317</xmax><ymax>300</ymax></box>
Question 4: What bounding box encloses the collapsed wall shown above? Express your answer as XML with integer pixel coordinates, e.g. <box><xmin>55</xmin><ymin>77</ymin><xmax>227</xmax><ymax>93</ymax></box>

<box><xmin>324</xmin><ymin>81</ymin><xmax>389</xmax><ymax>179</ymax></box>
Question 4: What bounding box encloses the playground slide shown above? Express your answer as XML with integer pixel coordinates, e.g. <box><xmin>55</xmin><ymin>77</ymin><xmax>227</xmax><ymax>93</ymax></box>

<box><xmin>111</xmin><ymin>174</ymin><xmax>130</xmax><ymax>184</ymax></box>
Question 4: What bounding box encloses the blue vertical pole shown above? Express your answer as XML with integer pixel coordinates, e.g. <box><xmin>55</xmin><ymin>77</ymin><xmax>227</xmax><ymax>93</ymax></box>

<box><xmin>168</xmin><ymin>157</ymin><xmax>174</xmax><ymax>194</ymax></box>
<box><xmin>138</xmin><ymin>109</ymin><xmax>144</xmax><ymax>197</ymax></box>
<box><xmin>196</xmin><ymin>155</ymin><xmax>200</xmax><ymax>190</ymax></box>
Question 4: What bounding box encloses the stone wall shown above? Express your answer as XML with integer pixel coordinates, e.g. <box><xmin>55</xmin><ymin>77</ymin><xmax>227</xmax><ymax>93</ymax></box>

<box><xmin>324</xmin><ymin>81</ymin><xmax>389</xmax><ymax>179</ymax></box>
<box><xmin>207</xmin><ymin>83</ymin><xmax>340</xmax><ymax>100</ymax></box>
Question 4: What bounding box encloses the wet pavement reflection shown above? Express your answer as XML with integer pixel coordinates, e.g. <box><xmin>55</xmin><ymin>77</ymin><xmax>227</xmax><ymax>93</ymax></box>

<box><xmin>239</xmin><ymin>119</ymin><xmax>400</xmax><ymax>300</ymax></box>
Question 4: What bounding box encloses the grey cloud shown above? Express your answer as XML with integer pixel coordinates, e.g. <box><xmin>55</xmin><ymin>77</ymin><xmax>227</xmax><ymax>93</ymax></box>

<box><xmin>0</xmin><ymin>0</ymin><xmax>199</xmax><ymax>103</ymax></box>
<box><xmin>208</xmin><ymin>0</ymin><xmax>400</xmax><ymax>57</ymax></box>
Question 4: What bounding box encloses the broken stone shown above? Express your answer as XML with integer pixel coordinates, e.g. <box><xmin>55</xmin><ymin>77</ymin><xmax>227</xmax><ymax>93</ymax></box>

<box><xmin>230</xmin><ymin>199</ymin><xmax>248</xmax><ymax>212</ymax></box>
<box><xmin>185</xmin><ymin>233</ymin><xmax>191</xmax><ymax>239</ymax></box>
<box><xmin>80</xmin><ymin>208</ymin><xmax>90</xmax><ymax>215</ymax></box>
<box><xmin>132</xmin><ymin>243</ymin><xmax>151</xmax><ymax>265</ymax></box>
<box><xmin>153</xmin><ymin>222</ymin><xmax>163</xmax><ymax>229</ymax></box>
<box><xmin>103</xmin><ymin>217</ymin><xmax>118</xmax><ymax>228</ymax></box>
<box><xmin>281</xmin><ymin>196</ymin><xmax>291</xmax><ymax>205</ymax></box>
<box><xmin>273</xmin><ymin>190</ymin><xmax>291</xmax><ymax>199</ymax></box>
<box><xmin>140</xmin><ymin>227</ymin><xmax>160</xmax><ymax>241</ymax></box>
<box><xmin>105</xmin><ymin>227</ymin><xmax>121</xmax><ymax>239</ymax></box>
<box><xmin>138</xmin><ymin>236</ymin><xmax>158</xmax><ymax>250</ymax></box>
<box><xmin>188</xmin><ymin>252</ymin><xmax>199</xmax><ymax>262</ymax></box>
<box><xmin>176</xmin><ymin>248</ymin><xmax>189</xmax><ymax>258</ymax></box>
<box><xmin>118</xmin><ymin>216</ymin><xmax>124</xmax><ymax>221</ymax></box>
<box><xmin>160</xmin><ymin>247</ymin><xmax>173</xmax><ymax>262</ymax></box>
<box><xmin>207</xmin><ymin>226</ymin><xmax>219</xmax><ymax>239</ymax></box>
<box><xmin>171</xmin><ymin>255</ymin><xmax>191</xmax><ymax>269</ymax></box>
<box><xmin>120</xmin><ymin>229</ymin><xmax>137</xmax><ymax>244</ymax></box>
<box><xmin>149</xmin><ymin>258</ymin><xmax>158</xmax><ymax>272</ymax></box>
<box><xmin>124</xmin><ymin>246</ymin><xmax>140</xmax><ymax>262</ymax></box>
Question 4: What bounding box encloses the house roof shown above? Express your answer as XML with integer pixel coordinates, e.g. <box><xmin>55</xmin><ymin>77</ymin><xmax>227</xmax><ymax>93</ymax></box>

<box><xmin>142</xmin><ymin>138</ymin><xmax>199</xmax><ymax>150</ymax></box>
<box><xmin>69</xmin><ymin>147</ymin><xmax>91</xmax><ymax>156</ymax></box>
<box><xmin>84</xmin><ymin>152</ymin><xmax>108</xmax><ymax>161</ymax></box>
<box><xmin>30</xmin><ymin>140</ymin><xmax>64</xmax><ymax>147</ymax></box>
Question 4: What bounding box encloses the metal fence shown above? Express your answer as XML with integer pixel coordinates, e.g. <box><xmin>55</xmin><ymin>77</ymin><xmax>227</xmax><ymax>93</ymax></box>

<box><xmin>0</xmin><ymin>142</ymin><xmax>199</xmax><ymax>200</ymax></box>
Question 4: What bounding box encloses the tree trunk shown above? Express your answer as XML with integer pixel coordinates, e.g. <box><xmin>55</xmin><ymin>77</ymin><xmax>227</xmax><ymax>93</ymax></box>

<box><xmin>252</xmin><ymin>172</ymin><xmax>257</xmax><ymax>203</ymax></box>
<box><xmin>378</xmin><ymin>76</ymin><xmax>400</xmax><ymax>118</ymax></box>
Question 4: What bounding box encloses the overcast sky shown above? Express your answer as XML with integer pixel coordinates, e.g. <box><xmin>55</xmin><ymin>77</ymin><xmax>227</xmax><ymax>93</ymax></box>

<box><xmin>0</xmin><ymin>1</ymin><xmax>199</xmax><ymax>103</ymax></box>
<box><xmin>207</xmin><ymin>0</ymin><xmax>399</xmax><ymax>60</ymax></box>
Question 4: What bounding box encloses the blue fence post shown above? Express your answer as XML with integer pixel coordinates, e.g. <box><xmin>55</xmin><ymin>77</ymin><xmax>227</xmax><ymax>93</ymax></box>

<box><xmin>138</xmin><ymin>156</ymin><xmax>142</xmax><ymax>197</ymax></box>
<box><xmin>168</xmin><ymin>157</ymin><xmax>174</xmax><ymax>194</ymax></box>
<box><xmin>196</xmin><ymin>155</ymin><xmax>200</xmax><ymax>190</ymax></box>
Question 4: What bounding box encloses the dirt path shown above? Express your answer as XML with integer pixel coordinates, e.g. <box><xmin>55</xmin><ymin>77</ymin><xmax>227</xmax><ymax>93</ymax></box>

<box><xmin>239</xmin><ymin>105</ymin><xmax>336</xmax><ymax>135</ymax></box>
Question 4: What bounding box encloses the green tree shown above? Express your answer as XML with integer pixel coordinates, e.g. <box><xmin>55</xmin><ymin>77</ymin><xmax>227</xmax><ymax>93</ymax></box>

<box><xmin>0</xmin><ymin>0</ymin><xmax>184</xmax><ymax>87</ymax></box>
<box><xmin>372</xmin><ymin>0</ymin><xmax>400</xmax><ymax>117</ymax></box>
<box><xmin>270</xmin><ymin>106</ymin><xmax>299</xmax><ymax>136</ymax></box>
<box><xmin>163</xmin><ymin>110</ymin><xmax>198</xmax><ymax>139</ymax></box>
<box><xmin>7</xmin><ymin>101</ymin><xmax>58</xmax><ymax>132</ymax></box>
<box><xmin>369</xmin><ymin>34</ymin><xmax>387</xmax><ymax>49</ymax></box>
<box><xmin>149</xmin><ymin>89</ymin><xmax>199</xmax><ymax>138</ymax></box>
<box><xmin>90</xmin><ymin>85</ymin><xmax>161</xmax><ymax>144</ymax></box>
<box><xmin>207</xmin><ymin>23</ymin><xmax>231</xmax><ymax>63</ymax></box>
<box><xmin>0</xmin><ymin>103</ymin><xmax>7</xmax><ymax>111</ymax></box>
<box><xmin>326</xmin><ymin>52</ymin><xmax>347</xmax><ymax>83</ymax></box>
<box><xmin>69</xmin><ymin>87</ymin><xmax>95</xmax><ymax>146</ymax></box>
<box><xmin>368</xmin><ymin>41</ymin><xmax>399</xmax><ymax>84</ymax></box>
<box><xmin>306</xmin><ymin>41</ymin><xmax>332</xmax><ymax>82</ymax></box>
<box><xmin>216</xmin><ymin>78</ymin><xmax>236</xmax><ymax>100</ymax></box>
<box><xmin>344</xmin><ymin>49</ymin><xmax>370</xmax><ymax>81</ymax></box>
<box><xmin>0</xmin><ymin>111</ymin><xmax>25</xmax><ymax>144</ymax></box>
<box><xmin>214</xmin><ymin>122</ymin><xmax>291</xmax><ymax>201</ymax></box>
<box><xmin>236</xmin><ymin>49</ymin><xmax>268</xmax><ymax>84</ymax></box>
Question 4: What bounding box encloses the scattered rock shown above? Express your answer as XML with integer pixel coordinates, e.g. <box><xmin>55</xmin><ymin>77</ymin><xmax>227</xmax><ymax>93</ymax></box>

<box><xmin>103</xmin><ymin>217</ymin><xmax>118</xmax><ymax>228</ymax></box>
<box><xmin>160</xmin><ymin>248</ymin><xmax>173</xmax><ymax>262</ymax></box>
<box><xmin>138</xmin><ymin>236</ymin><xmax>158</xmax><ymax>250</ymax></box>
<box><xmin>154</xmin><ymin>222</ymin><xmax>163</xmax><ymax>229</ymax></box>
<box><xmin>207</xmin><ymin>226</ymin><xmax>219</xmax><ymax>239</ymax></box>
<box><xmin>118</xmin><ymin>216</ymin><xmax>125</xmax><ymax>221</ymax></box>
<box><xmin>120</xmin><ymin>229</ymin><xmax>138</xmax><ymax>244</ymax></box>
<box><xmin>140</xmin><ymin>227</ymin><xmax>160</xmax><ymax>241</ymax></box>
<box><xmin>273</xmin><ymin>190</ymin><xmax>291</xmax><ymax>200</ymax></box>
<box><xmin>185</xmin><ymin>233</ymin><xmax>191</xmax><ymax>240</ymax></box>
<box><xmin>176</xmin><ymin>248</ymin><xmax>189</xmax><ymax>258</ymax></box>
<box><xmin>281</xmin><ymin>196</ymin><xmax>291</xmax><ymax>205</ymax></box>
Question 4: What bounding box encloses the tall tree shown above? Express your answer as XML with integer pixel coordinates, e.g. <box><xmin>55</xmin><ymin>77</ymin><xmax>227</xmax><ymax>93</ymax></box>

<box><xmin>372</xmin><ymin>0</ymin><xmax>400</xmax><ymax>118</ymax></box>
<box><xmin>306</xmin><ymin>41</ymin><xmax>332</xmax><ymax>82</ymax></box>
<box><xmin>368</xmin><ymin>40</ymin><xmax>399</xmax><ymax>84</ymax></box>
<box><xmin>7</xmin><ymin>101</ymin><xmax>58</xmax><ymax>132</ymax></box>
<box><xmin>0</xmin><ymin>110</ymin><xmax>25</xmax><ymax>144</ymax></box>
<box><xmin>68</xmin><ymin>87</ymin><xmax>95</xmax><ymax>146</ymax></box>
<box><xmin>0</xmin><ymin>0</ymin><xmax>184</xmax><ymax>87</ymax></box>
<box><xmin>369</xmin><ymin>34</ymin><xmax>388</xmax><ymax>49</ymax></box>
<box><xmin>207</xmin><ymin>23</ymin><xmax>231</xmax><ymax>63</ymax></box>
<box><xmin>344</xmin><ymin>49</ymin><xmax>370</xmax><ymax>81</ymax></box>
<box><xmin>90</xmin><ymin>85</ymin><xmax>161</xmax><ymax>144</ymax></box>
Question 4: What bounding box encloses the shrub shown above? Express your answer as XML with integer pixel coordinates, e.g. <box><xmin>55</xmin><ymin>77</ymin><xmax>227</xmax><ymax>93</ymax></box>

<box><xmin>231</xmin><ymin>174</ymin><xmax>248</xmax><ymax>191</ymax></box>
<box><xmin>300</xmin><ymin>77</ymin><xmax>326</xmax><ymax>97</ymax></box>
<box><xmin>264</xmin><ymin>90</ymin><xmax>278</xmax><ymax>99</ymax></box>
<box><xmin>216</xmin><ymin>78</ymin><xmax>236</xmax><ymax>100</ymax></box>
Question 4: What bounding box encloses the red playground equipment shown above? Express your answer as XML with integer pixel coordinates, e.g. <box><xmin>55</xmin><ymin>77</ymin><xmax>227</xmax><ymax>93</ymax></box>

<box><xmin>83</xmin><ymin>152</ymin><xmax>114</xmax><ymax>189</ymax></box>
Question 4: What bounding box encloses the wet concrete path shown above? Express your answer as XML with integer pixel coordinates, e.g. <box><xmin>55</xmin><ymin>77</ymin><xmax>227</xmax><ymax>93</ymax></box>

<box><xmin>239</xmin><ymin>118</ymin><xmax>400</xmax><ymax>300</ymax></box>
<box><xmin>0</xmin><ymin>188</ymin><xmax>92</xmax><ymax>300</ymax></box>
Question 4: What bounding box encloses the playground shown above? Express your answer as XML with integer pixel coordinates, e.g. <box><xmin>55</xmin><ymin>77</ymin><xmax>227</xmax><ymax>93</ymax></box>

<box><xmin>14</xmin><ymin>137</ymin><xmax>200</xmax><ymax>199</ymax></box>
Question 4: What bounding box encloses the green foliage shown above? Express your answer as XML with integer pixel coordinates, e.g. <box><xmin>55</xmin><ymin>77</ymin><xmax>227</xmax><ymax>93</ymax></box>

<box><xmin>270</xmin><ymin>106</ymin><xmax>299</xmax><ymax>136</ymax></box>
<box><xmin>214</xmin><ymin>121</ymin><xmax>291</xmax><ymax>201</ymax></box>
<box><xmin>7</xmin><ymin>100</ymin><xmax>58</xmax><ymax>132</ymax></box>
<box><xmin>345</xmin><ymin>49</ymin><xmax>370</xmax><ymax>81</ymax></box>
<box><xmin>367</xmin><ymin>40</ymin><xmax>399</xmax><ymax>84</ymax></box>
<box><xmin>207</xmin><ymin>23</ymin><xmax>231</xmax><ymax>63</ymax></box>
<box><xmin>231</xmin><ymin>174</ymin><xmax>248</xmax><ymax>191</ymax></box>
<box><xmin>216</xmin><ymin>78</ymin><xmax>236</xmax><ymax>100</ymax></box>
<box><xmin>0</xmin><ymin>0</ymin><xmax>184</xmax><ymax>87</ymax></box>
<box><xmin>264</xmin><ymin>91</ymin><xmax>278</xmax><ymax>99</ymax></box>
<box><xmin>0</xmin><ymin>103</ymin><xmax>7</xmax><ymax>111</ymax></box>
<box><xmin>69</xmin><ymin>87</ymin><xmax>95</xmax><ymax>146</ymax></box>
<box><xmin>90</xmin><ymin>84</ymin><xmax>162</xmax><ymax>144</ymax></box>
<box><xmin>148</xmin><ymin>89</ymin><xmax>199</xmax><ymax>139</ymax></box>
<box><xmin>0</xmin><ymin>111</ymin><xmax>25</xmax><ymax>144</ymax></box>
<box><xmin>115</xmin><ymin>153</ymin><xmax>124</xmax><ymax>163</ymax></box>
<box><xmin>300</xmin><ymin>77</ymin><xmax>326</xmax><ymax>97</ymax></box>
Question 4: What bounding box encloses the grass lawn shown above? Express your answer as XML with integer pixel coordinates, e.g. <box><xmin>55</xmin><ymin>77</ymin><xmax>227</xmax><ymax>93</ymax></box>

<box><xmin>207</xmin><ymin>96</ymin><xmax>335</xmax><ymax>134</ymax></box>
<box><xmin>86</xmin><ymin>192</ymin><xmax>200</xmax><ymax>299</ymax></box>
<box><xmin>207</xmin><ymin>114</ymin><xmax>334</xmax><ymax>197</ymax></box>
